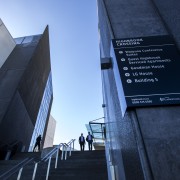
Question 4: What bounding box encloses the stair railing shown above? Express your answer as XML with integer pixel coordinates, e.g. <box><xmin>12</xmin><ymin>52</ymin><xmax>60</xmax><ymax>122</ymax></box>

<box><xmin>58</xmin><ymin>139</ymin><xmax>75</xmax><ymax>161</ymax></box>
<box><xmin>0</xmin><ymin>139</ymin><xmax>76</xmax><ymax>180</ymax></box>
<box><xmin>0</xmin><ymin>157</ymin><xmax>34</xmax><ymax>180</ymax></box>
<box><xmin>0</xmin><ymin>140</ymin><xmax>22</xmax><ymax>160</ymax></box>
<box><xmin>40</xmin><ymin>139</ymin><xmax>76</xmax><ymax>180</ymax></box>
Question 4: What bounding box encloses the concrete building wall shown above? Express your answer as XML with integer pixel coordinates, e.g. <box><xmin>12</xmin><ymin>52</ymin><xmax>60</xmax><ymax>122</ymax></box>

<box><xmin>98</xmin><ymin>0</ymin><xmax>180</xmax><ymax>179</ymax></box>
<box><xmin>0</xmin><ymin>34</ymin><xmax>40</xmax><ymax>148</ymax></box>
<box><xmin>18</xmin><ymin>27</ymin><xmax>51</xmax><ymax>125</ymax></box>
<box><xmin>0</xmin><ymin>22</ymin><xmax>52</xmax><ymax>152</ymax></box>
<box><xmin>43</xmin><ymin>115</ymin><xmax>56</xmax><ymax>148</ymax></box>
<box><xmin>0</xmin><ymin>92</ymin><xmax>34</xmax><ymax>149</ymax></box>
<box><xmin>0</xmin><ymin>41</ymin><xmax>37</xmax><ymax>125</ymax></box>
<box><xmin>0</xmin><ymin>19</ymin><xmax>16</xmax><ymax>68</ymax></box>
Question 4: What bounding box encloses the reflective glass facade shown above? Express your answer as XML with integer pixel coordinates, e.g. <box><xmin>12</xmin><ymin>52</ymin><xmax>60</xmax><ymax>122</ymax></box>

<box><xmin>29</xmin><ymin>73</ymin><xmax>53</xmax><ymax>151</ymax></box>
<box><xmin>15</xmin><ymin>35</ymin><xmax>42</xmax><ymax>45</ymax></box>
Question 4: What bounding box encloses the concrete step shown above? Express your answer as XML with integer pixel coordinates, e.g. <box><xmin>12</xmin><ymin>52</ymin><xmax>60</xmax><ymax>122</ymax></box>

<box><xmin>0</xmin><ymin>160</ymin><xmax>22</xmax><ymax>174</ymax></box>
<box><xmin>0</xmin><ymin>150</ymin><xmax>108</xmax><ymax>180</ymax></box>
<box><xmin>47</xmin><ymin>150</ymin><xmax>108</xmax><ymax>179</ymax></box>
<box><xmin>41</xmin><ymin>175</ymin><xmax>107</xmax><ymax>180</ymax></box>
<box><xmin>12</xmin><ymin>152</ymin><xmax>41</xmax><ymax>160</ymax></box>
<box><xmin>0</xmin><ymin>152</ymin><xmax>41</xmax><ymax>179</ymax></box>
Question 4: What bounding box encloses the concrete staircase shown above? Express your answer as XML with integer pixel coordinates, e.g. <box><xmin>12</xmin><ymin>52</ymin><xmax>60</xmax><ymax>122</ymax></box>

<box><xmin>48</xmin><ymin>150</ymin><xmax>108</xmax><ymax>180</ymax></box>
<box><xmin>0</xmin><ymin>160</ymin><xmax>23</xmax><ymax>175</ymax></box>
<box><xmin>0</xmin><ymin>152</ymin><xmax>41</xmax><ymax>179</ymax></box>
<box><xmin>0</xmin><ymin>150</ymin><xmax>108</xmax><ymax>180</ymax></box>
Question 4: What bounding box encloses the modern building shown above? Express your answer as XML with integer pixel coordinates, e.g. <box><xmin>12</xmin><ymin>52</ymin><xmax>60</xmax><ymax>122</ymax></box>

<box><xmin>0</xmin><ymin>19</ymin><xmax>53</xmax><ymax>155</ymax></box>
<box><xmin>43</xmin><ymin>115</ymin><xmax>56</xmax><ymax>149</ymax></box>
<box><xmin>97</xmin><ymin>1</ymin><xmax>180</xmax><ymax>180</ymax></box>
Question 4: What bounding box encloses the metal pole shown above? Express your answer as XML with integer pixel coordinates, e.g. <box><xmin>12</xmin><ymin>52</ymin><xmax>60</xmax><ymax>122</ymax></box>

<box><xmin>65</xmin><ymin>146</ymin><xmax>67</xmax><ymax>160</ymax></box>
<box><xmin>46</xmin><ymin>157</ymin><xmax>52</xmax><ymax>180</ymax></box>
<box><xmin>17</xmin><ymin>167</ymin><xmax>23</xmax><ymax>180</ymax></box>
<box><xmin>21</xmin><ymin>145</ymin><xmax>26</xmax><ymax>152</ymax></box>
<box><xmin>55</xmin><ymin>148</ymin><xmax>59</xmax><ymax>168</ymax></box>
<box><xmin>69</xmin><ymin>143</ymin><xmax>72</xmax><ymax>156</ymax></box>
<box><xmin>32</xmin><ymin>163</ymin><xmax>38</xmax><ymax>180</ymax></box>
<box><xmin>61</xmin><ymin>145</ymin><xmax>64</xmax><ymax>160</ymax></box>
<box><xmin>73</xmin><ymin>140</ymin><xmax>74</xmax><ymax>151</ymax></box>
<box><xmin>5</xmin><ymin>150</ymin><xmax>11</xmax><ymax>160</ymax></box>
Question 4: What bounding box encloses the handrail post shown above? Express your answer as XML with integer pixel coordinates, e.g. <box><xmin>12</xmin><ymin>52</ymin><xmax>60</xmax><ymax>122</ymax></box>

<box><xmin>17</xmin><ymin>167</ymin><xmax>23</xmax><ymax>180</ymax></box>
<box><xmin>61</xmin><ymin>145</ymin><xmax>64</xmax><ymax>160</ymax></box>
<box><xmin>55</xmin><ymin>146</ymin><xmax>59</xmax><ymax>168</ymax></box>
<box><xmin>32</xmin><ymin>163</ymin><xmax>38</xmax><ymax>180</ymax></box>
<box><xmin>21</xmin><ymin>145</ymin><xmax>26</xmax><ymax>152</ymax></box>
<box><xmin>69</xmin><ymin>143</ymin><xmax>72</xmax><ymax>156</ymax></box>
<box><xmin>5</xmin><ymin>150</ymin><xmax>11</xmax><ymax>160</ymax></box>
<box><xmin>65</xmin><ymin>146</ymin><xmax>67</xmax><ymax>160</ymax></box>
<box><xmin>0</xmin><ymin>140</ymin><xmax>76</xmax><ymax>180</ymax></box>
<box><xmin>46</xmin><ymin>156</ymin><xmax>52</xmax><ymax>180</ymax></box>
<box><xmin>73</xmin><ymin>140</ymin><xmax>75</xmax><ymax>151</ymax></box>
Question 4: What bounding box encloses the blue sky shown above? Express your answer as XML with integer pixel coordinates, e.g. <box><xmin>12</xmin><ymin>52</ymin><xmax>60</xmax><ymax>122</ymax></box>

<box><xmin>0</xmin><ymin>0</ymin><xmax>103</xmax><ymax>150</ymax></box>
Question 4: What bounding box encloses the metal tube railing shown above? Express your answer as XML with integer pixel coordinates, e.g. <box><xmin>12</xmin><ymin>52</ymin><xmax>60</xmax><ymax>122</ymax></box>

<box><xmin>61</xmin><ymin>144</ymin><xmax>65</xmax><ymax>160</ymax></box>
<box><xmin>0</xmin><ymin>140</ymin><xmax>22</xmax><ymax>160</ymax></box>
<box><xmin>46</xmin><ymin>156</ymin><xmax>52</xmax><ymax>180</ymax></box>
<box><xmin>69</xmin><ymin>143</ymin><xmax>72</xmax><ymax>156</ymax></box>
<box><xmin>42</xmin><ymin>139</ymin><xmax>76</xmax><ymax>179</ymax></box>
<box><xmin>55</xmin><ymin>147</ymin><xmax>59</xmax><ymax>168</ymax></box>
<box><xmin>0</xmin><ymin>157</ymin><xmax>34</xmax><ymax>180</ymax></box>
<box><xmin>32</xmin><ymin>162</ymin><xmax>38</xmax><ymax>180</ymax></box>
<box><xmin>17</xmin><ymin>167</ymin><xmax>23</xmax><ymax>180</ymax></box>
<box><xmin>65</xmin><ymin>144</ymin><xmax>68</xmax><ymax>160</ymax></box>
<box><xmin>0</xmin><ymin>139</ymin><xmax>76</xmax><ymax>180</ymax></box>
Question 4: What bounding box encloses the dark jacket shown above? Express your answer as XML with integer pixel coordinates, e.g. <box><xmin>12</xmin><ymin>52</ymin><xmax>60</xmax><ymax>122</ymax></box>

<box><xmin>36</xmin><ymin>136</ymin><xmax>41</xmax><ymax>143</ymax></box>
<box><xmin>86</xmin><ymin>135</ymin><xmax>94</xmax><ymax>143</ymax></box>
<box><xmin>79</xmin><ymin>136</ymin><xmax>85</xmax><ymax>144</ymax></box>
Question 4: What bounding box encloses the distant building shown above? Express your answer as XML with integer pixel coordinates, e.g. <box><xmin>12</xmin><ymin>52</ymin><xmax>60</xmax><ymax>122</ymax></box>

<box><xmin>0</xmin><ymin>19</ymin><xmax>53</xmax><ymax>154</ymax></box>
<box><xmin>97</xmin><ymin>1</ymin><xmax>180</xmax><ymax>180</ymax></box>
<box><xmin>43</xmin><ymin>115</ymin><xmax>56</xmax><ymax>148</ymax></box>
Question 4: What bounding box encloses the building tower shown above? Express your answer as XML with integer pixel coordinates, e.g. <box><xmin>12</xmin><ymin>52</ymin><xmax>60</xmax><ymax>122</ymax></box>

<box><xmin>0</xmin><ymin>19</ymin><xmax>53</xmax><ymax>155</ymax></box>
<box><xmin>97</xmin><ymin>0</ymin><xmax>180</xmax><ymax>180</ymax></box>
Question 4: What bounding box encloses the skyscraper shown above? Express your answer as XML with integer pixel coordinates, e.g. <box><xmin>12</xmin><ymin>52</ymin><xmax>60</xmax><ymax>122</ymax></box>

<box><xmin>0</xmin><ymin>19</ymin><xmax>53</xmax><ymax>154</ymax></box>
<box><xmin>97</xmin><ymin>1</ymin><xmax>180</xmax><ymax>179</ymax></box>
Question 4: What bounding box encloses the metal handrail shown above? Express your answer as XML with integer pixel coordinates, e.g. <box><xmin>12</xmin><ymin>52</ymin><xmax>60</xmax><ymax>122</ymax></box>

<box><xmin>0</xmin><ymin>140</ymin><xmax>19</xmax><ymax>147</ymax></box>
<box><xmin>0</xmin><ymin>140</ymin><xmax>23</xmax><ymax>160</ymax></box>
<box><xmin>41</xmin><ymin>139</ymin><xmax>76</xmax><ymax>180</ymax></box>
<box><xmin>41</xmin><ymin>144</ymin><xmax>62</xmax><ymax>161</ymax></box>
<box><xmin>0</xmin><ymin>139</ymin><xmax>76</xmax><ymax>180</ymax></box>
<box><xmin>0</xmin><ymin>157</ymin><xmax>34</xmax><ymax>180</ymax></box>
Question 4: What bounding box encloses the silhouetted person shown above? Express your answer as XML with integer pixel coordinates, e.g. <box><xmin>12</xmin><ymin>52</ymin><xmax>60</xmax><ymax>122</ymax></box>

<box><xmin>33</xmin><ymin>135</ymin><xmax>41</xmax><ymax>152</ymax></box>
<box><xmin>86</xmin><ymin>132</ymin><xmax>94</xmax><ymax>151</ymax></box>
<box><xmin>79</xmin><ymin>133</ymin><xmax>85</xmax><ymax>151</ymax></box>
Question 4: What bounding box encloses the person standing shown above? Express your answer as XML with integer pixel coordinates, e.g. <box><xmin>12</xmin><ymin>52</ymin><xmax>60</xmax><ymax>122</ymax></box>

<box><xmin>79</xmin><ymin>133</ymin><xmax>85</xmax><ymax>151</ymax></box>
<box><xmin>33</xmin><ymin>135</ymin><xmax>42</xmax><ymax>152</ymax></box>
<box><xmin>86</xmin><ymin>132</ymin><xmax>94</xmax><ymax>151</ymax></box>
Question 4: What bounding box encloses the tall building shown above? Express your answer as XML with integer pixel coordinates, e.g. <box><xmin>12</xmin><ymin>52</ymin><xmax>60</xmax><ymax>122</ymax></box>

<box><xmin>97</xmin><ymin>1</ymin><xmax>180</xmax><ymax>180</ymax></box>
<box><xmin>0</xmin><ymin>19</ymin><xmax>53</xmax><ymax>154</ymax></box>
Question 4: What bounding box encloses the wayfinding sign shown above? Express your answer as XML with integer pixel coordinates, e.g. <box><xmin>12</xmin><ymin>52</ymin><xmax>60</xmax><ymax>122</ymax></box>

<box><xmin>111</xmin><ymin>35</ymin><xmax>180</xmax><ymax>115</ymax></box>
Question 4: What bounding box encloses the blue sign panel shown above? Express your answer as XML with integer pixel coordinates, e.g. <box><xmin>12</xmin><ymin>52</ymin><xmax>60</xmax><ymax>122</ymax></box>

<box><xmin>111</xmin><ymin>35</ymin><xmax>180</xmax><ymax>115</ymax></box>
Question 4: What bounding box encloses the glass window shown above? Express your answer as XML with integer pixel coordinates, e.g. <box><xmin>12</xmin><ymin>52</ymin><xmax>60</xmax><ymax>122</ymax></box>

<box><xmin>22</xmin><ymin>36</ymin><xmax>33</xmax><ymax>44</ymax></box>
<box><xmin>14</xmin><ymin>37</ymin><xmax>25</xmax><ymax>44</ymax></box>
<box><xmin>28</xmin><ymin>72</ymin><xmax>53</xmax><ymax>151</ymax></box>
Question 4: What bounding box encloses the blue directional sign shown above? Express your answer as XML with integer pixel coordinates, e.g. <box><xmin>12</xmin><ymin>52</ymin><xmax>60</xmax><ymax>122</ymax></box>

<box><xmin>111</xmin><ymin>35</ymin><xmax>180</xmax><ymax>116</ymax></box>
